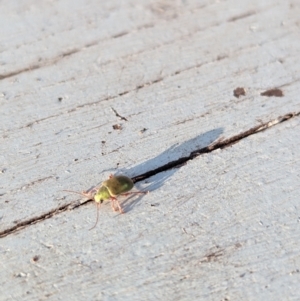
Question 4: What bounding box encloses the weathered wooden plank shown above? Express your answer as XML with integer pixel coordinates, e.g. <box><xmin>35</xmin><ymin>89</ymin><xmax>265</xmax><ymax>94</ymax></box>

<box><xmin>1</xmin><ymin>0</ymin><xmax>300</xmax><ymax>299</ymax></box>
<box><xmin>1</xmin><ymin>0</ymin><xmax>300</xmax><ymax>230</ymax></box>
<box><xmin>2</xmin><ymin>1</ymin><xmax>299</xmax><ymax>130</ymax></box>
<box><xmin>1</xmin><ymin>0</ymin><xmax>283</xmax><ymax>77</ymax></box>
<box><xmin>1</xmin><ymin>114</ymin><xmax>299</xmax><ymax>301</ymax></box>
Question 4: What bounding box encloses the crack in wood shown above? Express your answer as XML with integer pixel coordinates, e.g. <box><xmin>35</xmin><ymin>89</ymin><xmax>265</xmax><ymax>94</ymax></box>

<box><xmin>133</xmin><ymin>112</ymin><xmax>299</xmax><ymax>182</ymax></box>
<box><xmin>5</xmin><ymin>46</ymin><xmax>298</xmax><ymax>133</ymax></box>
<box><xmin>112</xmin><ymin>31</ymin><xmax>129</xmax><ymax>39</ymax></box>
<box><xmin>228</xmin><ymin>10</ymin><xmax>256</xmax><ymax>22</ymax></box>
<box><xmin>0</xmin><ymin>5</ymin><xmax>271</xmax><ymax>84</ymax></box>
<box><xmin>0</xmin><ymin>49</ymin><xmax>81</xmax><ymax>80</ymax></box>
<box><xmin>20</xmin><ymin>176</ymin><xmax>54</xmax><ymax>190</ymax></box>
<box><xmin>0</xmin><ymin>111</ymin><xmax>299</xmax><ymax>238</ymax></box>
<box><xmin>111</xmin><ymin>107</ymin><xmax>128</xmax><ymax>121</ymax></box>
<box><xmin>0</xmin><ymin>200</ymin><xmax>89</xmax><ymax>238</ymax></box>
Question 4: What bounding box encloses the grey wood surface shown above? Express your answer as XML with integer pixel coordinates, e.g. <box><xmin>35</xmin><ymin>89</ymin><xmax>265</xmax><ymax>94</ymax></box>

<box><xmin>1</xmin><ymin>0</ymin><xmax>300</xmax><ymax>300</ymax></box>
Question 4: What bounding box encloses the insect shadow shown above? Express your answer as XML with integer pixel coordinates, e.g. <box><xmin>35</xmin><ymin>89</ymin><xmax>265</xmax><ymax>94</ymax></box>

<box><xmin>113</xmin><ymin>127</ymin><xmax>224</xmax><ymax>212</ymax></box>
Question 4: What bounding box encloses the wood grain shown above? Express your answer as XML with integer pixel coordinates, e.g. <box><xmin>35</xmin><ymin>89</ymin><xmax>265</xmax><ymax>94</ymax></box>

<box><xmin>1</xmin><ymin>0</ymin><xmax>300</xmax><ymax>300</ymax></box>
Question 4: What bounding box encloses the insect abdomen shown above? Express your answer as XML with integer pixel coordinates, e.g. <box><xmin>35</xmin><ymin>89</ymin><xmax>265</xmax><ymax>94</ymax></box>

<box><xmin>104</xmin><ymin>175</ymin><xmax>134</xmax><ymax>196</ymax></box>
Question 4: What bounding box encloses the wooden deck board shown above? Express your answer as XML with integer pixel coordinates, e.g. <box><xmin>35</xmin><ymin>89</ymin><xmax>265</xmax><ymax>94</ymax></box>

<box><xmin>1</xmin><ymin>116</ymin><xmax>300</xmax><ymax>300</ymax></box>
<box><xmin>1</xmin><ymin>0</ymin><xmax>300</xmax><ymax>300</ymax></box>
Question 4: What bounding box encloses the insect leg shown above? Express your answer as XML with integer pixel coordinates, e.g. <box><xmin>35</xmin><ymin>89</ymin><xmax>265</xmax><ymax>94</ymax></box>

<box><xmin>110</xmin><ymin>197</ymin><xmax>118</xmax><ymax>212</ymax></box>
<box><xmin>110</xmin><ymin>197</ymin><xmax>124</xmax><ymax>213</ymax></box>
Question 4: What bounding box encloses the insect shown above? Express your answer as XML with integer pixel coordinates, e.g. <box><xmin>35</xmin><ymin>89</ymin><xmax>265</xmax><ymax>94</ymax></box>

<box><xmin>63</xmin><ymin>174</ymin><xmax>148</xmax><ymax>230</ymax></box>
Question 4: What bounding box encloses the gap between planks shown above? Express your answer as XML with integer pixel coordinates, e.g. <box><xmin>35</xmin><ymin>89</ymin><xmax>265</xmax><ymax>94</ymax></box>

<box><xmin>0</xmin><ymin>111</ymin><xmax>299</xmax><ymax>239</ymax></box>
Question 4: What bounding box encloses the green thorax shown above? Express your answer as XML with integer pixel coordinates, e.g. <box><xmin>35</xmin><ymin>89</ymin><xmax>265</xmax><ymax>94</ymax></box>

<box><xmin>94</xmin><ymin>186</ymin><xmax>111</xmax><ymax>203</ymax></box>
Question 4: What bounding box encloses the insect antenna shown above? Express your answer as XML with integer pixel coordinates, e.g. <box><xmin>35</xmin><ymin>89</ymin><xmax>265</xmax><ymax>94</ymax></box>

<box><xmin>89</xmin><ymin>202</ymin><xmax>101</xmax><ymax>231</ymax></box>
<box><xmin>62</xmin><ymin>190</ymin><xmax>85</xmax><ymax>196</ymax></box>
<box><xmin>62</xmin><ymin>190</ymin><xmax>94</xmax><ymax>199</ymax></box>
